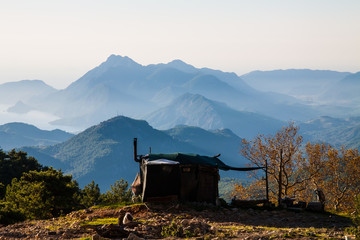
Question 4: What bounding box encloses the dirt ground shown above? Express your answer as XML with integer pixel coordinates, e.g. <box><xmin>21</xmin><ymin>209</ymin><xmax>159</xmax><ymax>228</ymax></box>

<box><xmin>0</xmin><ymin>203</ymin><xmax>355</xmax><ymax>239</ymax></box>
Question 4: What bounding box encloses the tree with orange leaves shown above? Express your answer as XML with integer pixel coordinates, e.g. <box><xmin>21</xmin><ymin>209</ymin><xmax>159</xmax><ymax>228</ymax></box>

<box><xmin>240</xmin><ymin>122</ymin><xmax>304</xmax><ymax>205</ymax></box>
<box><xmin>323</xmin><ymin>146</ymin><xmax>360</xmax><ymax>211</ymax></box>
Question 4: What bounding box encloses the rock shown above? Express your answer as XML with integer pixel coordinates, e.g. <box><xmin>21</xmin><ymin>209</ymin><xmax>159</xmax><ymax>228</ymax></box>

<box><xmin>123</xmin><ymin>212</ymin><xmax>134</xmax><ymax>225</ymax></box>
<box><xmin>69</xmin><ymin>221</ymin><xmax>80</xmax><ymax>228</ymax></box>
<box><xmin>210</xmin><ymin>225</ymin><xmax>217</xmax><ymax>232</ymax></box>
<box><xmin>96</xmin><ymin>224</ymin><xmax>129</xmax><ymax>238</ymax></box>
<box><xmin>180</xmin><ymin>219</ymin><xmax>190</xmax><ymax>225</ymax></box>
<box><xmin>118</xmin><ymin>212</ymin><xmax>126</xmax><ymax>225</ymax></box>
<box><xmin>92</xmin><ymin>234</ymin><xmax>103</xmax><ymax>240</ymax></box>
<box><xmin>127</xmin><ymin>232</ymin><xmax>145</xmax><ymax>240</ymax></box>
<box><xmin>143</xmin><ymin>225</ymin><xmax>151</xmax><ymax>231</ymax></box>
<box><xmin>307</xmin><ymin>202</ymin><xmax>324</xmax><ymax>212</ymax></box>
<box><xmin>84</xmin><ymin>208</ymin><xmax>93</xmax><ymax>214</ymax></box>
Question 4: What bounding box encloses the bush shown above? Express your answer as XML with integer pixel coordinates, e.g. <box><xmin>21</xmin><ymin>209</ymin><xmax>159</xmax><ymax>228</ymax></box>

<box><xmin>354</xmin><ymin>194</ymin><xmax>360</xmax><ymax>226</ymax></box>
<box><xmin>81</xmin><ymin>180</ymin><xmax>101</xmax><ymax>208</ymax></box>
<box><xmin>101</xmin><ymin>179</ymin><xmax>132</xmax><ymax>204</ymax></box>
<box><xmin>0</xmin><ymin>182</ymin><xmax>5</xmax><ymax>200</ymax></box>
<box><xmin>346</xmin><ymin>195</ymin><xmax>360</xmax><ymax>239</ymax></box>
<box><xmin>0</xmin><ymin>149</ymin><xmax>43</xmax><ymax>186</ymax></box>
<box><xmin>0</xmin><ymin>202</ymin><xmax>25</xmax><ymax>225</ymax></box>
<box><xmin>5</xmin><ymin>168</ymin><xmax>81</xmax><ymax>219</ymax></box>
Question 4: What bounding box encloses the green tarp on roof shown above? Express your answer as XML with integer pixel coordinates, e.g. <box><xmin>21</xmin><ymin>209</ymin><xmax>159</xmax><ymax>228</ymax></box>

<box><xmin>146</xmin><ymin>153</ymin><xmax>263</xmax><ymax>171</ymax></box>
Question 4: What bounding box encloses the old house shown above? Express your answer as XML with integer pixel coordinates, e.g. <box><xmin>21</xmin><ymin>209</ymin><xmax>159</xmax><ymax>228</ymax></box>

<box><xmin>131</xmin><ymin>139</ymin><xmax>261</xmax><ymax>204</ymax></box>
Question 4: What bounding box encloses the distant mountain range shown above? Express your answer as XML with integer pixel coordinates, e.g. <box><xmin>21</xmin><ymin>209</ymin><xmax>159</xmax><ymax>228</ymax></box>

<box><xmin>319</xmin><ymin>72</ymin><xmax>360</xmax><ymax>107</ymax></box>
<box><xmin>0</xmin><ymin>122</ymin><xmax>73</xmax><ymax>150</ymax></box>
<box><xmin>0</xmin><ymin>80</ymin><xmax>57</xmax><ymax>106</ymax></box>
<box><xmin>299</xmin><ymin>116</ymin><xmax>360</xmax><ymax>150</ymax></box>
<box><xmin>3</xmin><ymin>55</ymin><xmax>356</xmax><ymax>132</ymax></box>
<box><xmin>23</xmin><ymin>116</ymin><xmax>250</xmax><ymax>190</ymax></box>
<box><xmin>241</xmin><ymin>69</ymin><xmax>350</xmax><ymax>99</ymax></box>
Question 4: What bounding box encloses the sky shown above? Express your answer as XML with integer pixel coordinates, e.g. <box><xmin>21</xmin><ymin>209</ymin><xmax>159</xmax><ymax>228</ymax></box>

<box><xmin>1</xmin><ymin>0</ymin><xmax>360</xmax><ymax>89</ymax></box>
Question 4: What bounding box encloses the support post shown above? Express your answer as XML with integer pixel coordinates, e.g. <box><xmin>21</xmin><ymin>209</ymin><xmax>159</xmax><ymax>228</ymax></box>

<box><xmin>277</xmin><ymin>149</ymin><xmax>283</xmax><ymax>206</ymax></box>
<box><xmin>265</xmin><ymin>159</ymin><xmax>269</xmax><ymax>201</ymax></box>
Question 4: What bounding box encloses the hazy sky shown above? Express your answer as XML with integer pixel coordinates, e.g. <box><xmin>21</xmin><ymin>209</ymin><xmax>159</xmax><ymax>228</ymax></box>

<box><xmin>1</xmin><ymin>0</ymin><xmax>359</xmax><ymax>89</ymax></box>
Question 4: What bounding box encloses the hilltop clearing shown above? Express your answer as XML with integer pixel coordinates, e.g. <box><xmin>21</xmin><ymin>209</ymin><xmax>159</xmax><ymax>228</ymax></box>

<box><xmin>0</xmin><ymin>203</ymin><xmax>353</xmax><ymax>239</ymax></box>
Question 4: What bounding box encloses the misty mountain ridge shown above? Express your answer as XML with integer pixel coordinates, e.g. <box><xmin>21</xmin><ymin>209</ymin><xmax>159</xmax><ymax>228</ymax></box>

<box><xmin>299</xmin><ymin>116</ymin><xmax>360</xmax><ymax>150</ymax></box>
<box><xmin>0</xmin><ymin>80</ymin><xmax>57</xmax><ymax>105</ymax></box>
<box><xmin>5</xmin><ymin>54</ymin><xmax>351</xmax><ymax>131</ymax></box>
<box><xmin>0</xmin><ymin>54</ymin><xmax>358</xmax><ymax>140</ymax></box>
<box><xmin>319</xmin><ymin>72</ymin><xmax>360</xmax><ymax>107</ymax></box>
<box><xmin>0</xmin><ymin>122</ymin><xmax>73</xmax><ymax>150</ymax></box>
<box><xmin>241</xmin><ymin>69</ymin><xmax>350</xmax><ymax>100</ymax></box>
<box><xmin>145</xmin><ymin>93</ymin><xmax>284</xmax><ymax>139</ymax></box>
<box><xmin>23</xmin><ymin>116</ymin><xmax>250</xmax><ymax>189</ymax></box>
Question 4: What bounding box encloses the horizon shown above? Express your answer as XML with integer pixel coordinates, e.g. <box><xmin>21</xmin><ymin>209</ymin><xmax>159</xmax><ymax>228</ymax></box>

<box><xmin>1</xmin><ymin>1</ymin><xmax>360</xmax><ymax>89</ymax></box>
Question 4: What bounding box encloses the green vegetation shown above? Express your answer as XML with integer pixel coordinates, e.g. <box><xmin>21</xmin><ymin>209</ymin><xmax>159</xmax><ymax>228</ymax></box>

<box><xmin>80</xmin><ymin>180</ymin><xmax>101</xmax><ymax>208</ymax></box>
<box><xmin>0</xmin><ymin>149</ymin><xmax>46</xmax><ymax>224</ymax></box>
<box><xmin>101</xmin><ymin>179</ymin><xmax>132</xmax><ymax>204</ymax></box>
<box><xmin>0</xmin><ymin>202</ymin><xmax>25</xmax><ymax>225</ymax></box>
<box><xmin>0</xmin><ymin>149</ymin><xmax>134</xmax><ymax>226</ymax></box>
<box><xmin>345</xmin><ymin>194</ymin><xmax>360</xmax><ymax>239</ymax></box>
<box><xmin>81</xmin><ymin>217</ymin><xmax>118</xmax><ymax>226</ymax></box>
<box><xmin>161</xmin><ymin>219</ymin><xmax>197</xmax><ymax>238</ymax></box>
<box><xmin>5</xmin><ymin>168</ymin><xmax>81</xmax><ymax>219</ymax></box>
<box><xmin>0</xmin><ymin>149</ymin><xmax>43</xmax><ymax>194</ymax></box>
<box><xmin>218</xmin><ymin>177</ymin><xmax>248</xmax><ymax>202</ymax></box>
<box><xmin>354</xmin><ymin>194</ymin><xmax>360</xmax><ymax>226</ymax></box>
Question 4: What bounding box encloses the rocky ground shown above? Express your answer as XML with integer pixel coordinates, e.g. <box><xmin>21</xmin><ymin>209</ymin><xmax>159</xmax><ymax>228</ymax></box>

<box><xmin>0</xmin><ymin>203</ymin><xmax>355</xmax><ymax>239</ymax></box>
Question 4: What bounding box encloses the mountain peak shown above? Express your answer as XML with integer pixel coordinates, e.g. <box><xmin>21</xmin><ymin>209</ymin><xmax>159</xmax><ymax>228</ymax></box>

<box><xmin>166</xmin><ymin>59</ymin><xmax>198</xmax><ymax>73</ymax></box>
<box><xmin>102</xmin><ymin>55</ymin><xmax>142</xmax><ymax>68</ymax></box>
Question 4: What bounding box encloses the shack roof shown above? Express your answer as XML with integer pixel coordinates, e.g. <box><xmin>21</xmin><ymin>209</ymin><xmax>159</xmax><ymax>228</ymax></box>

<box><xmin>145</xmin><ymin>153</ymin><xmax>263</xmax><ymax>171</ymax></box>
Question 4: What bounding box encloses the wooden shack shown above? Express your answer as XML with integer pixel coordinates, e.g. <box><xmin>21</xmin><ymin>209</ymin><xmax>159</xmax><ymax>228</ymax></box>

<box><xmin>131</xmin><ymin>139</ymin><xmax>262</xmax><ymax>204</ymax></box>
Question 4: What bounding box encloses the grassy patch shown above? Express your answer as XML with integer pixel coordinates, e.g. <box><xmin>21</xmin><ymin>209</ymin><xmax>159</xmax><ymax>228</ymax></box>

<box><xmin>80</xmin><ymin>217</ymin><xmax>118</xmax><ymax>226</ymax></box>
<box><xmin>44</xmin><ymin>217</ymin><xmax>73</xmax><ymax>231</ymax></box>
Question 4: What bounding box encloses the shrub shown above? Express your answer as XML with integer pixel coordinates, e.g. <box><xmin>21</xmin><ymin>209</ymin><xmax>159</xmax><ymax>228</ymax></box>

<box><xmin>354</xmin><ymin>194</ymin><xmax>360</xmax><ymax>226</ymax></box>
<box><xmin>0</xmin><ymin>182</ymin><xmax>5</xmax><ymax>200</ymax></box>
<box><xmin>101</xmin><ymin>179</ymin><xmax>132</xmax><ymax>204</ymax></box>
<box><xmin>0</xmin><ymin>149</ymin><xmax>43</xmax><ymax>186</ymax></box>
<box><xmin>81</xmin><ymin>180</ymin><xmax>101</xmax><ymax>208</ymax></box>
<box><xmin>5</xmin><ymin>168</ymin><xmax>81</xmax><ymax>219</ymax></box>
<box><xmin>0</xmin><ymin>202</ymin><xmax>25</xmax><ymax>225</ymax></box>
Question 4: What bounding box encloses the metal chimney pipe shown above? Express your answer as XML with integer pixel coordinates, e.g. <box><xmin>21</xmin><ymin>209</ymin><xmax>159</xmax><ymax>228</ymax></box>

<box><xmin>133</xmin><ymin>138</ymin><xmax>138</xmax><ymax>162</ymax></box>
